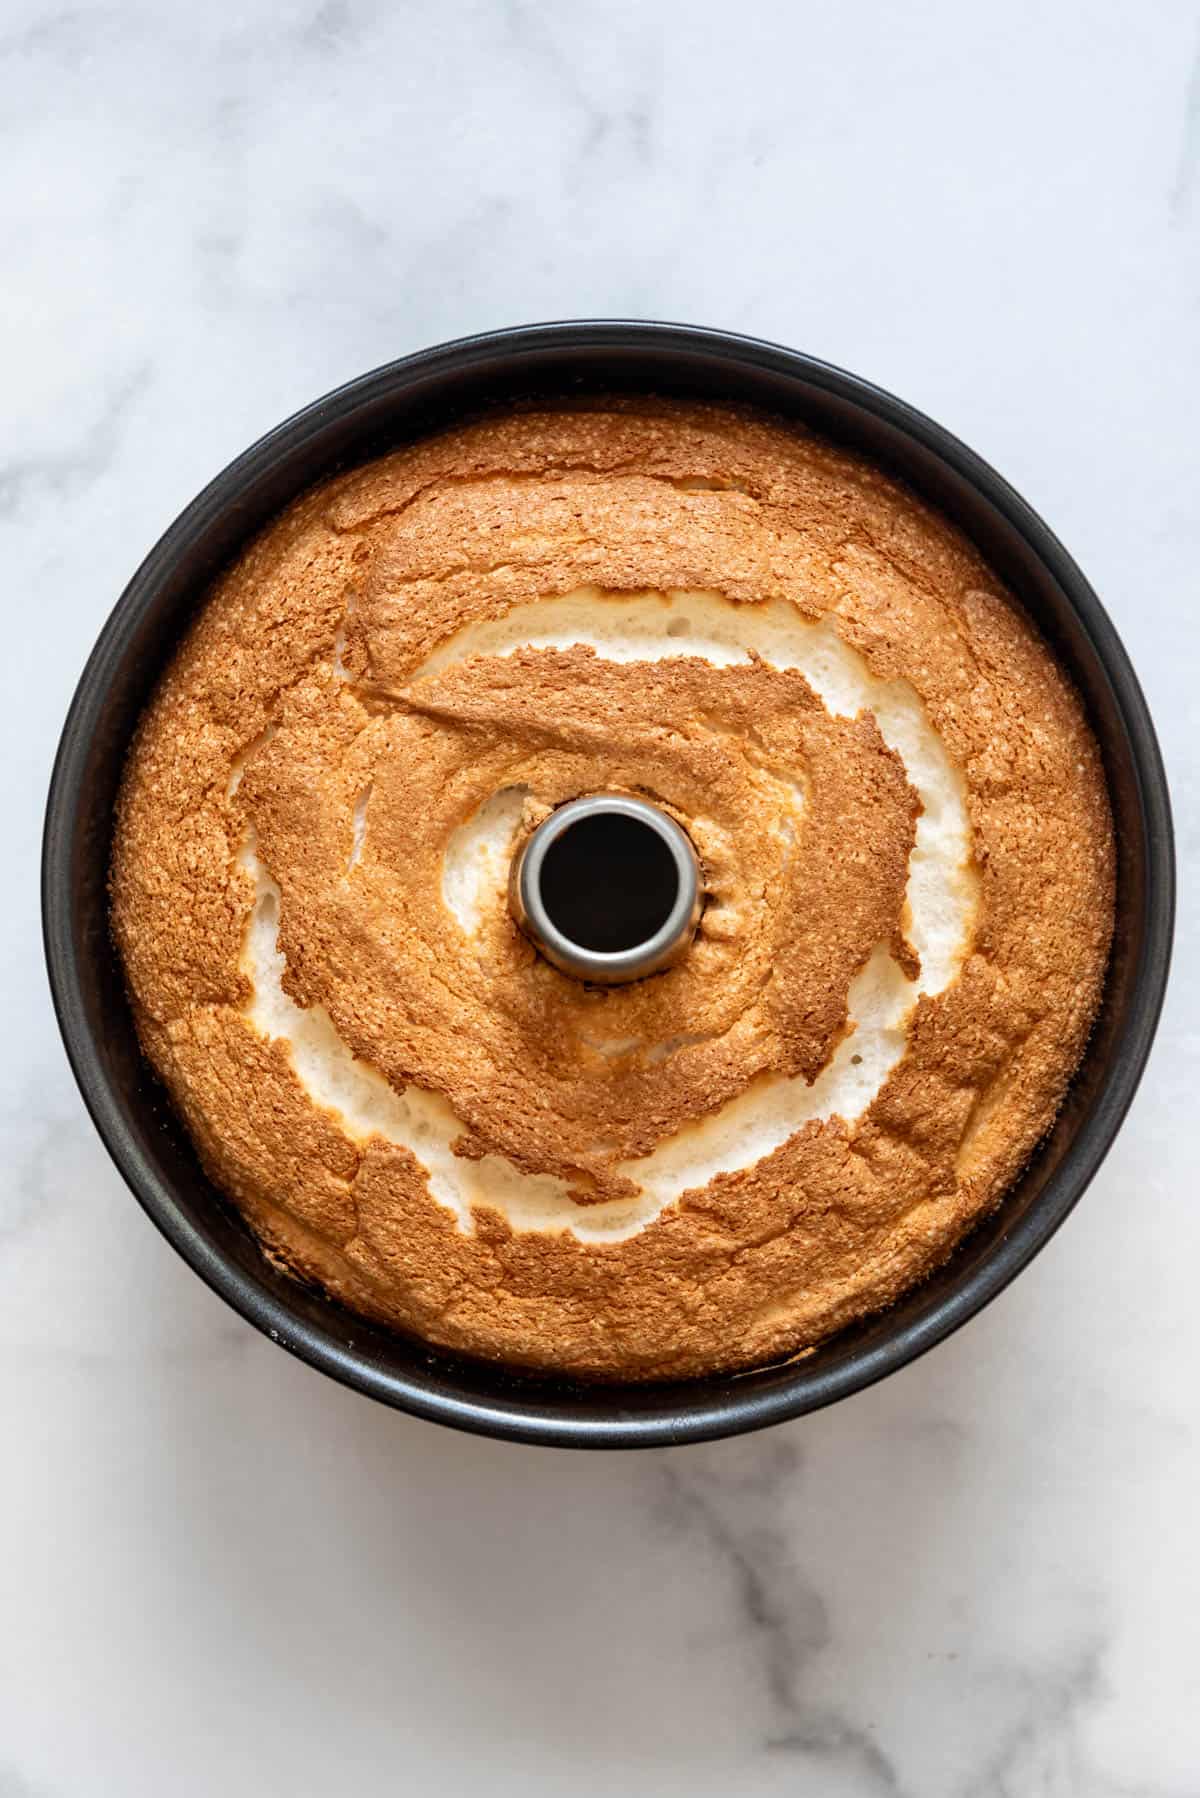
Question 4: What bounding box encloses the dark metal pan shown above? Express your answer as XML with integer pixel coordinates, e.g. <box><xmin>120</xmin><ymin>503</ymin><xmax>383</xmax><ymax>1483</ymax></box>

<box><xmin>42</xmin><ymin>322</ymin><xmax>1174</xmax><ymax>1447</ymax></box>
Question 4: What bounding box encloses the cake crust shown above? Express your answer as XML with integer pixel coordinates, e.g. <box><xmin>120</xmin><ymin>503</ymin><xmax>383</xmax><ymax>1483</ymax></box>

<box><xmin>111</xmin><ymin>401</ymin><xmax>1114</xmax><ymax>1378</ymax></box>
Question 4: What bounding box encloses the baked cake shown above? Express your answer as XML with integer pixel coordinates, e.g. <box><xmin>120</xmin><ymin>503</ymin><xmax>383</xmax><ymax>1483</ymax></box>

<box><xmin>110</xmin><ymin>401</ymin><xmax>1114</xmax><ymax>1378</ymax></box>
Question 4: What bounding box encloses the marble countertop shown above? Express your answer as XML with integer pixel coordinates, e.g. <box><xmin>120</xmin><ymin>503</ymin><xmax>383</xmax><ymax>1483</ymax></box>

<box><xmin>4</xmin><ymin>1</ymin><xmax>1198</xmax><ymax>1792</ymax></box>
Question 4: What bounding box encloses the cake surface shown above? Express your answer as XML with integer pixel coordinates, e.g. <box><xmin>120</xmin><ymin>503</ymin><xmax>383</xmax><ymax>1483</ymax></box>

<box><xmin>111</xmin><ymin>401</ymin><xmax>1114</xmax><ymax>1378</ymax></box>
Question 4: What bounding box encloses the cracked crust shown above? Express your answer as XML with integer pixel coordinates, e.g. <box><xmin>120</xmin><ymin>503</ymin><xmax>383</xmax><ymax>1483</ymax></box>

<box><xmin>111</xmin><ymin>400</ymin><xmax>1114</xmax><ymax>1379</ymax></box>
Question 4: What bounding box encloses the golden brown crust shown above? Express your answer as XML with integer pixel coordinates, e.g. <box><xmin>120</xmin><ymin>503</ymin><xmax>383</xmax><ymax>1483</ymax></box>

<box><xmin>111</xmin><ymin>401</ymin><xmax>1114</xmax><ymax>1379</ymax></box>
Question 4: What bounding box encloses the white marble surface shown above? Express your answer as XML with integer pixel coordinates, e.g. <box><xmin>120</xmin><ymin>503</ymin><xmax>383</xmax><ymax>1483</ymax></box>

<box><xmin>3</xmin><ymin>1</ymin><xmax>1198</xmax><ymax>1791</ymax></box>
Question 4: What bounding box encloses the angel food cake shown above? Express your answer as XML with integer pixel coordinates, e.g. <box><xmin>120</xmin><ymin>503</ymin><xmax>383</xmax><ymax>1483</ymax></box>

<box><xmin>111</xmin><ymin>401</ymin><xmax>1114</xmax><ymax>1379</ymax></box>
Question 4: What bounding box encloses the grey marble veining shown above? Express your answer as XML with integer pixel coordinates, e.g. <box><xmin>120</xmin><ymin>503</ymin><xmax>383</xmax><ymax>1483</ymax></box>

<box><xmin>3</xmin><ymin>1</ymin><xmax>1198</xmax><ymax>1792</ymax></box>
